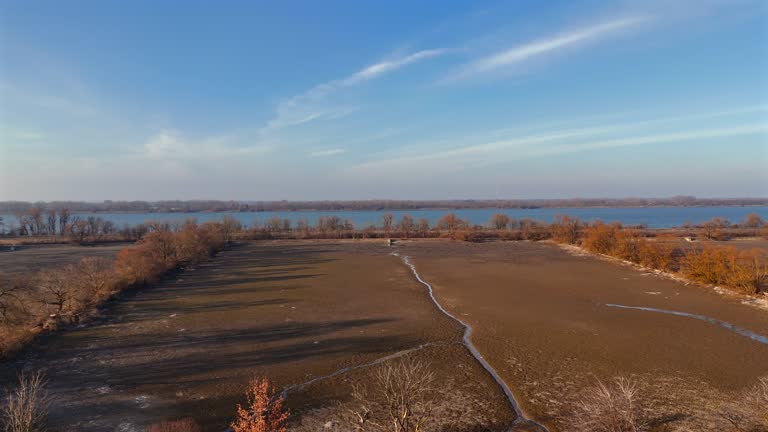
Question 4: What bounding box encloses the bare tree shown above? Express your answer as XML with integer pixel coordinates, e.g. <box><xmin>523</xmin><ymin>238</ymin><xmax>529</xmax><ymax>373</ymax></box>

<box><xmin>36</xmin><ymin>268</ymin><xmax>77</xmax><ymax>318</ymax></box>
<box><xmin>399</xmin><ymin>215</ymin><xmax>415</xmax><ymax>238</ymax></box>
<box><xmin>349</xmin><ymin>359</ymin><xmax>435</xmax><ymax>432</ymax></box>
<box><xmin>417</xmin><ymin>219</ymin><xmax>430</xmax><ymax>238</ymax></box>
<box><xmin>1</xmin><ymin>370</ymin><xmax>50</xmax><ymax>432</ymax></box>
<box><xmin>436</xmin><ymin>213</ymin><xmax>464</xmax><ymax>238</ymax></box>
<box><xmin>382</xmin><ymin>214</ymin><xmax>394</xmax><ymax>236</ymax></box>
<box><xmin>75</xmin><ymin>257</ymin><xmax>116</xmax><ymax>302</ymax></box>
<box><xmin>489</xmin><ymin>213</ymin><xmax>510</xmax><ymax>230</ymax></box>
<box><xmin>45</xmin><ymin>210</ymin><xmax>56</xmax><ymax>236</ymax></box>
<box><xmin>29</xmin><ymin>208</ymin><xmax>44</xmax><ymax>236</ymax></box>
<box><xmin>58</xmin><ymin>208</ymin><xmax>70</xmax><ymax>236</ymax></box>
<box><xmin>701</xmin><ymin>217</ymin><xmax>730</xmax><ymax>240</ymax></box>
<box><xmin>0</xmin><ymin>274</ymin><xmax>24</xmax><ymax>324</ymax></box>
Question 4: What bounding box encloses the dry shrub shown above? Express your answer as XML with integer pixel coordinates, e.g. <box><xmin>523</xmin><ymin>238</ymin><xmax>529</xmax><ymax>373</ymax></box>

<box><xmin>230</xmin><ymin>377</ymin><xmax>290</xmax><ymax>432</ymax></box>
<box><xmin>520</xmin><ymin>219</ymin><xmax>549</xmax><ymax>241</ymax></box>
<box><xmin>2</xmin><ymin>220</ymin><xmax>230</xmax><ymax>359</ymax></box>
<box><xmin>571</xmin><ymin>376</ymin><xmax>647</xmax><ymax>432</ymax></box>
<box><xmin>637</xmin><ymin>239</ymin><xmax>677</xmax><ymax>272</ymax></box>
<box><xmin>349</xmin><ymin>359</ymin><xmax>435</xmax><ymax>432</ymax></box>
<box><xmin>612</xmin><ymin>230</ymin><xmax>644</xmax><ymax>263</ymax></box>
<box><xmin>146</xmin><ymin>418</ymin><xmax>201</xmax><ymax>432</ymax></box>
<box><xmin>721</xmin><ymin>376</ymin><xmax>768</xmax><ymax>431</ymax></box>
<box><xmin>551</xmin><ymin>215</ymin><xmax>581</xmax><ymax>245</ymax></box>
<box><xmin>726</xmin><ymin>249</ymin><xmax>768</xmax><ymax>295</ymax></box>
<box><xmin>1</xmin><ymin>370</ymin><xmax>50</xmax><ymax>432</ymax></box>
<box><xmin>680</xmin><ymin>245</ymin><xmax>730</xmax><ymax>285</ymax></box>
<box><xmin>682</xmin><ymin>245</ymin><xmax>767</xmax><ymax>294</ymax></box>
<box><xmin>582</xmin><ymin>222</ymin><xmax>619</xmax><ymax>255</ymax></box>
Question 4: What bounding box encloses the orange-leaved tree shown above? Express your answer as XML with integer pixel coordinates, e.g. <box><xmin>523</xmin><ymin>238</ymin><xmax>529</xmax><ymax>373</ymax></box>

<box><xmin>231</xmin><ymin>377</ymin><xmax>290</xmax><ymax>432</ymax></box>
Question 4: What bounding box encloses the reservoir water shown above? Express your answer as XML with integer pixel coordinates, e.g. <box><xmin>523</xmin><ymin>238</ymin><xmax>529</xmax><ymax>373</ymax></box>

<box><xmin>1</xmin><ymin>206</ymin><xmax>767</xmax><ymax>231</ymax></box>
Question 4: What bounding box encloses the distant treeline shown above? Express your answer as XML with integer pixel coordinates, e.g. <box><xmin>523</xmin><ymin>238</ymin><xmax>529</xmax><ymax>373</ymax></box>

<box><xmin>1</xmin><ymin>196</ymin><xmax>767</xmax><ymax>213</ymax></box>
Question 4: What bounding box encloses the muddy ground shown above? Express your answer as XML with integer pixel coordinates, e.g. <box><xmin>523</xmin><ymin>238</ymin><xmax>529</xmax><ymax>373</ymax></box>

<box><xmin>400</xmin><ymin>240</ymin><xmax>768</xmax><ymax>431</ymax></box>
<box><xmin>0</xmin><ymin>243</ymin><xmax>128</xmax><ymax>276</ymax></box>
<box><xmin>0</xmin><ymin>241</ymin><xmax>514</xmax><ymax>431</ymax></box>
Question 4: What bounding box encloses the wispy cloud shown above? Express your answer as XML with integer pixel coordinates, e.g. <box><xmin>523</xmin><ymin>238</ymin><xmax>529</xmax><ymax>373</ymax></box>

<box><xmin>143</xmin><ymin>129</ymin><xmax>272</xmax><ymax>160</ymax></box>
<box><xmin>309</xmin><ymin>148</ymin><xmax>345</xmax><ymax>157</ymax></box>
<box><xmin>341</xmin><ymin>49</ymin><xmax>447</xmax><ymax>86</ymax></box>
<box><xmin>447</xmin><ymin>16</ymin><xmax>647</xmax><ymax>81</ymax></box>
<box><xmin>349</xmin><ymin>110</ymin><xmax>768</xmax><ymax>176</ymax></box>
<box><xmin>267</xmin><ymin>49</ymin><xmax>447</xmax><ymax>130</ymax></box>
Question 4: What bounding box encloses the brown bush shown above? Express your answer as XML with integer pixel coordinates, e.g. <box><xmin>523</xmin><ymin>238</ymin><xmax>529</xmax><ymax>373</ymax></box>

<box><xmin>551</xmin><ymin>215</ymin><xmax>581</xmax><ymax>244</ymax></box>
<box><xmin>114</xmin><ymin>244</ymin><xmax>164</xmax><ymax>286</ymax></box>
<box><xmin>231</xmin><ymin>377</ymin><xmax>290</xmax><ymax>432</ymax></box>
<box><xmin>726</xmin><ymin>249</ymin><xmax>768</xmax><ymax>295</ymax></box>
<box><xmin>680</xmin><ymin>245</ymin><xmax>731</xmax><ymax>286</ymax></box>
<box><xmin>637</xmin><ymin>241</ymin><xmax>677</xmax><ymax>272</ymax></box>
<box><xmin>146</xmin><ymin>419</ymin><xmax>201</xmax><ymax>432</ymax></box>
<box><xmin>581</xmin><ymin>222</ymin><xmax>619</xmax><ymax>255</ymax></box>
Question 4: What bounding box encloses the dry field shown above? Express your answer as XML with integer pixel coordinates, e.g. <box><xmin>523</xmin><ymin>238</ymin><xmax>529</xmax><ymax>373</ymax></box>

<box><xmin>401</xmin><ymin>239</ymin><xmax>768</xmax><ymax>431</ymax></box>
<box><xmin>2</xmin><ymin>239</ymin><xmax>767</xmax><ymax>431</ymax></box>
<box><xmin>0</xmin><ymin>243</ymin><xmax>127</xmax><ymax>276</ymax></box>
<box><xmin>0</xmin><ymin>241</ymin><xmax>514</xmax><ymax>431</ymax></box>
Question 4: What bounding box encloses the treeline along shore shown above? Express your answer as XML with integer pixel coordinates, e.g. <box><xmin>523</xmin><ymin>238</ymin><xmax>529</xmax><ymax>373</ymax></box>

<box><xmin>1</xmin><ymin>196</ymin><xmax>767</xmax><ymax>213</ymax></box>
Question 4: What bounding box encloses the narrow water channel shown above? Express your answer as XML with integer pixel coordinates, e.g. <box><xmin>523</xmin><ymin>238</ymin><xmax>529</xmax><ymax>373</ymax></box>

<box><xmin>399</xmin><ymin>254</ymin><xmax>550</xmax><ymax>432</ymax></box>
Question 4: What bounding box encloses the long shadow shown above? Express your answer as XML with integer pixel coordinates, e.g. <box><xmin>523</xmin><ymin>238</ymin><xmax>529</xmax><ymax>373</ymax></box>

<box><xmin>0</xmin><ymin>241</ymin><xmax>340</xmax><ymax>379</ymax></box>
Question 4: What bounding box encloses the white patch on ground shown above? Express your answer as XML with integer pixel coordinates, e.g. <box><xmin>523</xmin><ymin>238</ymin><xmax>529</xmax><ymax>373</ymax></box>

<box><xmin>646</xmin><ymin>291</ymin><xmax>661</xmax><ymax>295</ymax></box>
<box><xmin>94</xmin><ymin>385</ymin><xmax>112</xmax><ymax>394</ymax></box>
<box><xmin>134</xmin><ymin>395</ymin><xmax>151</xmax><ymax>408</ymax></box>
<box><xmin>117</xmin><ymin>423</ymin><xmax>140</xmax><ymax>432</ymax></box>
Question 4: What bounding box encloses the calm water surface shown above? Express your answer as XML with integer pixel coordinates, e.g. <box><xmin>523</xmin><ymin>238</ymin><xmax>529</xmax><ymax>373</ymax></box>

<box><xmin>2</xmin><ymin>206</ymin><xmax>766</xmax><ymax>230</ymax></box>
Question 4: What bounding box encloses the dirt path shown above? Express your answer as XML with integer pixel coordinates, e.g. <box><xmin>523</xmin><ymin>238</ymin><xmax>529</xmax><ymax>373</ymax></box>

<box><xmin>401</xmin><ymin>240</ymin><xmax>768</xmax><ymax>431</ymax></box>
<box><xmin>1</xmin><ymin>241</ymin><xmax>514</xmax><ymax>431</ymax></box>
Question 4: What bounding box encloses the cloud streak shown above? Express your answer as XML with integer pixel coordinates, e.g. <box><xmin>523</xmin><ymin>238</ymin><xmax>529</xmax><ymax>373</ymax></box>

<box><xmin>350</xmin><ymin>117</ymin><xmax>768</xmax><ymax>176</ymax></box>
<box><xmin>309</xmin><ymin>148</ymin><xmax>345</xmax><ymax>157</ymax></box>
<box><xmin>449</xmin><ymin>16</ymin><xmax>647</xmax><ymax>80</ymax></box>
<box><xmin>267</xmin><ymin>49</ymin><xmax>446</xmax><ymax>130</ymax></box>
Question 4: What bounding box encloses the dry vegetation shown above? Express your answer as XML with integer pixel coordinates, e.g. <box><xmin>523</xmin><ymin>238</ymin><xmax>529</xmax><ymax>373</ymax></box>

<box><xmin>0</xmin><ymin>220</ymin><xmax>228</xmax><ymax>358</ymax></box>
<box><xmin>575</xmin><ymin>219</ymin><xmax>767</xmax><ymax>295</ymax></box>
<box><xmin>230</xmin><ymin>377</ymin><xmax>290</xmax><ymax>432</ymax></box>
<box><xmin>1</xmin><ymin>209</ymin><xmax>766</xmax><ymax>431</ymax></box>
<box><xmin>348</xmin><ymin>359</ymin><xmax>436</xmax><ymax>432</ymax></box>
<box><xmin>571</xmin><ymin>377</ymin><xmax>647</xmax><ymax>432</ymax></box>
<box><xmin>1</xmin><ymin>371</ymin><xmax>50</xmax><ymax>432</ymax></box>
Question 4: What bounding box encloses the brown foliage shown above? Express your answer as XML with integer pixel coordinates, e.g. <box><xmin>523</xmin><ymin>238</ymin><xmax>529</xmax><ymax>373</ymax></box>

<box><xmin>230</xmin><ymin>377</ymin><xmax>290</xmax><ymax>432</ymax></box>
<box><xmin>582</xmin><ymin>222</ymin><xmax>627</xmax><ymax>255</ymax></box>
<box><xmin>551</xmin><ymin>215</ymin><xmax>580</xmax><ymax>244</ymax></box>
<box><xmin>146</xmin><ymin>419</ymin><xmax>201</xmax><ymax>432</ymax></box>
<box><xmin>436</xmin><ymin>213</ymin><xmax>466</xmax><ymax>239</ymax></box>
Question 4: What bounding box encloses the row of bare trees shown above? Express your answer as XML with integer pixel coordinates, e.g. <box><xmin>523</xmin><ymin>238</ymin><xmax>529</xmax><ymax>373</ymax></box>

<box><xmin>0</xmin><ymin>221</ymin><xmax>229</xmax><ymax>358</ymax></box>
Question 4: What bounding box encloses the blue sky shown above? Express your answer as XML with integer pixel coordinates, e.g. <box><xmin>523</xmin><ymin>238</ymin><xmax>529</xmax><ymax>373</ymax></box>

<box><xmin>1</xmin><ymin>0</ymin><xmax>766</xmax><ymax>200</ymax></box>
